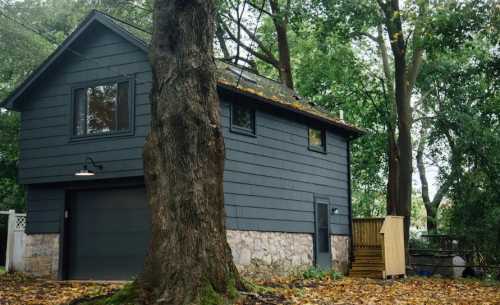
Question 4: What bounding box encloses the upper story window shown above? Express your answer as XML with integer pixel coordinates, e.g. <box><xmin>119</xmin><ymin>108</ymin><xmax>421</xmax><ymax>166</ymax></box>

<box><xmin>73</xmin><ymin>79</ymin><xmax>132</xmax><ymax>137</ymax></box>
<box><xmin>231</xmin><ymin>103</ymin><xmax>255</xmax><ymax>136</ymax></box>
<box><xmin>308</xmin><ymin>127</ymin><xmax>326</xmax><ymax>153</ymax></box>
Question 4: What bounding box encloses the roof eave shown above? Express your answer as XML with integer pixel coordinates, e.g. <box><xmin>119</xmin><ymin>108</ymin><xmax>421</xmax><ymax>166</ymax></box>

<box><xmin>217</xmin><ymin>83</ymin><xmax>365</xmax><ymax>138</ymax></box>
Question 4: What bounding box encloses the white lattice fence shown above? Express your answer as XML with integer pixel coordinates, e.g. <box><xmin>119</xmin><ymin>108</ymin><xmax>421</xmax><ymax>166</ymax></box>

<box><xmin>1</xmin><ymin>210</ymin><xmax>27</xmax><ymax>272</ymax></box>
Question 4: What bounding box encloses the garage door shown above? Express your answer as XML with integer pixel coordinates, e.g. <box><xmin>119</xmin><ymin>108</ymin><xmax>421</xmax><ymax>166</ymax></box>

<box><xmin>67</xmin><ymin>187</ymin><xmax>151</xmax><ymax>280</ymax></box>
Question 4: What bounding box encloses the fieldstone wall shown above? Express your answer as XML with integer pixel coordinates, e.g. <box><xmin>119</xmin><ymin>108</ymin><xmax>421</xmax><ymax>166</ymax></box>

<box><xmin>227</xmin><ymin>230</ymin><xmax>313</xmax><ymax>276</ymax></box>
<box><xmin>24</xmin><ymin>234</ymin><xmax>59</xmax><ymax>279</ymax></box>
<box><xmin>331</xmin><ymin>235</ymin><xmax>350</xmax><ymax>274</ymax></box>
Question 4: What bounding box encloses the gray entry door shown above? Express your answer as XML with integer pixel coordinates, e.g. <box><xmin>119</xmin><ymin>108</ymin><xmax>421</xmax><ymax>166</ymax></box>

<box><xmin>67</xmin><ymin>187</ymin><xmax>151</xmax><ymax>280</ymax></box>
<box><xmin>314</xmin><ymin>196</ymin><xmax>332</xmax><ymax>269</ymax></box>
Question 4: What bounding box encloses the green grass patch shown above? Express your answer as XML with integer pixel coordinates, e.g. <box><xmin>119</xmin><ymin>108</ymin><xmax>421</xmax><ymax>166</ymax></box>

<box><xmin>302</xmin><ymin>267</ymin><xmax>343</xmax><ymax>280</ymax></box>
<box><xmin>79</xmin><ymin>282</ymin><xmax>138</xmax><ymax>305</ymax></box>
<box><xmin>0</xmin><ymin>266</ymin><xmax>5</xmax><ymax>274</ymax></box>
<box><xmin>241</xmin><ymin>278</ymin><xmax>275</xmax><ymax>294</ymax></box>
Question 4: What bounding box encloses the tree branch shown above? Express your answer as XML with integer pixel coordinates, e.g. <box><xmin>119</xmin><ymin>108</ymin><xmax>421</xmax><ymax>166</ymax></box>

<box><xmin>220</xmin><ymin>19</ymin><xmax>279</xmax><ymax>67</ymax></box>
<box><xmin>246</xmin><ymin>0</ymin><xmax>274</xmax><ymax>17</ymax></box>
<box><xmin>407</xmin><ymin>48</ymin><xmax>424</xmax><ymax>95</ymax></box>
<box><xmin>416</xmin><ymin>126</ymin><xmax>431</xmax><ymax>206</ymax></box>
<box><xmin>220</xmin><ymin>12</ymin><xmax>278</xmax><ymax>65</ymax></box>
<box><xmin>216</xmin><ymin>16</ymin><xmax>231</xmax><ymax>59</ymax></box>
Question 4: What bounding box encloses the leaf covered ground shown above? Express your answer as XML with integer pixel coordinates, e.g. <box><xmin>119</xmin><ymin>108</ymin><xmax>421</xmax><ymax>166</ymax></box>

<box><xmin>0</xmin><ymin>273</ymin><xmax>122</xmax><ymax>305</ymax></box>
<box><xmin>238</xmin><ymin>276</ymin><xmax>500</xmax><ymax>305</ymax></box>
<box><xmin>0</xmin><ymin>273</ymin><xmax>499</xmax><ymax>305</ymax></box>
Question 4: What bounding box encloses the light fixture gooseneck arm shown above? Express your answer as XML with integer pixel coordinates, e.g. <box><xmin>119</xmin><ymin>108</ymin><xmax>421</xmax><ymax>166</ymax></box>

<box><xmin>85</xmin><ymin>157</ymin><xmax>103</xmax><ymax>171</ymax></box>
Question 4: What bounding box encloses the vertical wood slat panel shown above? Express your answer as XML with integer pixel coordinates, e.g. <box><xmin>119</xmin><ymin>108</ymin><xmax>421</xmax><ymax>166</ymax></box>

<box><xmin>352</xmin><ymin>218</ymin><xmax>384</xmax><ymax>248</ymax></box>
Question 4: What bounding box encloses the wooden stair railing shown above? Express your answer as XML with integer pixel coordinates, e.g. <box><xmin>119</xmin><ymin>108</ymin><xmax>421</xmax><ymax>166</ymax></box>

<box><xmin>350</xmin><ymin>216</ymin><xmax>406</xmax><ymax>279</ymax></box>
<box><xmin>350</xmin><ymin>218</ymin><xmax>385</xmax><ymax>278</ymax></box>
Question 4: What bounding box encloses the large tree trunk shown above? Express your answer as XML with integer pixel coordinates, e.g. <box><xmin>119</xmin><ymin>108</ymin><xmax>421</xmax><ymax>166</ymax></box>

<box><xmin>379</xmin><ymin>0</ymin><xmax>413</xmax><ymax>249</ymax></box>
<box><xmin>424</xmin><ymin>204</ymin><xmax>438</xmax><ymax>233</ymax></box>
<box><xmin>139</xmin><ymin>1</ymin><xmax>240</xmax><ymax>304</ymax></box>
<box><xmin>386</xmin><ymin>127</ymin><xmax>399</xmax><ymax>215</ymax></box>
<box><xmin>269</xmin><ymin>0</ymin><xmax>294</xmax><ymax>89</ymax></box>
<box><xmin>376</xmin><ymin>24</ymin><xmax>399</xmax><ymax>215</ymax></box>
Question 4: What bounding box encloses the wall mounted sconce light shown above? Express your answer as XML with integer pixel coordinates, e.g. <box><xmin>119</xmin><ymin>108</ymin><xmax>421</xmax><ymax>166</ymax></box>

<box><xmin>331</xmin><ymin>207</ymin><xmax>339</xmax><ymax>215</ymax></box>
<box><xmin>75</xmin><ymin>157</ymin><xmax>103</xmax><ymax>177</ymax></box>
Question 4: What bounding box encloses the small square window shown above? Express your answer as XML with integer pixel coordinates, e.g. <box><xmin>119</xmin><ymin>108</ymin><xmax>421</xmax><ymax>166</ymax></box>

<box><xmin>308</xmin><ymin>127</ymin><xmax>326</xmax><ymax>153</ymax></box>
<box><xmin>231</xmin><ymin>103</ymin><xmax>255</xmax><ymax>135</ymax></box>
<box><xmin>73</xmin><ymin>80</ymin><xmax>131</xmax><ymax>137</ymax></box>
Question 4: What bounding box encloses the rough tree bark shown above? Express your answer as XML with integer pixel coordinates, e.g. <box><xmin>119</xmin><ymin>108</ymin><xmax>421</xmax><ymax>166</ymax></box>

<box><xmin>139</xmin><ymin>1</ymin><xmax>241</xmax><ymax>304</ymax></box>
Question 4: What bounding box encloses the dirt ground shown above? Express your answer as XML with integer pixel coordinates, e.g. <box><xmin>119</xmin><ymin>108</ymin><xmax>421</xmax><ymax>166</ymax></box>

<box><xmin>0</xmin><ymin>272</ymin><xmax>499</xmax><ymax>305</ymax></box>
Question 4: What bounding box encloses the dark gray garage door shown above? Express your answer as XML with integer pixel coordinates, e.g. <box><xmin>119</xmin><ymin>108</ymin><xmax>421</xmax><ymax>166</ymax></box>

<box><xmin>68</xmin><ymin>187</ymin><xmax>151</xmax><ymax>280</ymax></box>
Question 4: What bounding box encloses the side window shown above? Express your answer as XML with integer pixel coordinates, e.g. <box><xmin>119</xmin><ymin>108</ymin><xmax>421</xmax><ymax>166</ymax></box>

<box><xmin>230</xmin><ymin>103</ymin><xmax>255</xmax><ymax>136</ymax></box>
<box><xmin>308</xmin><ymin>127</ymin><xmax>326</xmax><ymax>153</ymax></box>
<box><xmin>73</xmin><ymin>80</ymin><xmax>131</xmax><ymax>137</ymax></box>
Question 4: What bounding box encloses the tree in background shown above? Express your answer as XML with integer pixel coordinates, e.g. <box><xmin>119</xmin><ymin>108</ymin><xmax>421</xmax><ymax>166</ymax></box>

<box><xmin>418</xmin><ymin>28</ymin><xmax>499</xmax><ymax>265</ymax></box>
<box><xmin>0</xmin><ymin>112</ymin><xmax>23</xmax><ymax>213</ymax></box>
<box><xmin>299</xmin><ymin>0</ymin><xmax>496</xmax><ymax>245</ymax></box>
<box><xmin>217</xmin><ymin>0</ymin><xmax>296</xmax><ymax>88</ymax></box>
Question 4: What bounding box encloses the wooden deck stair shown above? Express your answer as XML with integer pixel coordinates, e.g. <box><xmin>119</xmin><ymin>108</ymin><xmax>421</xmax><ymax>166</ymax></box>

<box><xmin>349</xmin><ymin>217</ymin><xmax>406</xmax><ymax>279</ymax></box>
<box><xmin>350</xmin><ymin>246</ymin><xmax>384</xmax><ymax>278</ymax></box>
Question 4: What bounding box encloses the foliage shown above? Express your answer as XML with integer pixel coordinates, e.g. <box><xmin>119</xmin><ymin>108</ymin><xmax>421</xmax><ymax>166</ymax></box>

<box><xmin>415</xmin><ymin>22</ymin><xmax>499</xmax><ymax>264</ymax></box>
<box><xmin>302</xmin><ymin>267</ymin><xmax>343</xmax><ymax>281</ymax></box>
<box><xmin>286</xmin><ymin>16</ymin><xmax>389</xmax><ymax>218</ymax></box>
<box><xmin>0</xmin><ymin>111</ymin><xmax>24</xmax><ymax>215</ymax></box>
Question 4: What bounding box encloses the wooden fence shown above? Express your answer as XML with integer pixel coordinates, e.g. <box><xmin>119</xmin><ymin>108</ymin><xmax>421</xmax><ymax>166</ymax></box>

<box><xmin>352</xmin><ymin>217</ymin><xmax>385</xmax><ymax>248</ymax></box>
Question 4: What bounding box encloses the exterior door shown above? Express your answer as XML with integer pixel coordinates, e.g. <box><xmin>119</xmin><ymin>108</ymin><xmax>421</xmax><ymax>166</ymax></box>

<box><xmin>314</xmin><ymin>196</ymin><xmax>332</xmax><ymax>269</ymax></box>
<box><xmin>67</xmin><ymin>187</ymin><xmax>151</xmax><ymax>280</ymax></box>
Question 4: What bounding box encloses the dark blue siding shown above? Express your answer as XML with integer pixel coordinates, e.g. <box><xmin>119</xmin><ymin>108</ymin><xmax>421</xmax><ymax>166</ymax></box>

<box><xmin>21</xmin><ymin>24</ymin><xmax>351</xmax><ymax>236</ymax></box>
<box><xmin>19</xmin><ymin>23</ymin><xmax>151</xmax><ymax>184</ymax></box>
<box><xmin>25</xmin><ymin>186</ymin><xmax>65</xmax><ymax>234</ymax></box>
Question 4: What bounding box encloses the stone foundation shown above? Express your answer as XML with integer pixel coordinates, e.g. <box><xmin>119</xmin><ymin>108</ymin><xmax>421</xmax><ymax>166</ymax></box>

<box><xmin>331</xmin><ymin>235</ymin><xmax>350</xmax><ymax>274</ymax></box>
<box><xmin>21</xmin><ymin>231</ymin><xmax>350</xmax><ymax>279</ymax></box>
<box><xmin>24</xmin><ymin>234</ymin><xmax>59</xmax><ymax>279</ymax></box>
<box><xmin>227</xmin><ymin>230</ymin><xmax>313</xmax><ymax>276</ymax></box>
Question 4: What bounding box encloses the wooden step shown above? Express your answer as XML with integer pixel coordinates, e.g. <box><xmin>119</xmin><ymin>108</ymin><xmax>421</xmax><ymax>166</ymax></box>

<box><xmin>350</xmin><ymin>271</ymin><xmax>383</xmax><ymax>278</ymax></box>
<box><xmin>350</xmin><ymin>245</ymin><xmax>385</xmax><ymax>278</ymax></box>
<box><xmin>353</xmin><ymin>250</ymin><xmax>382</xmax><ymax>256</ymax></box>
<box><xmin>352</xmin><ymin>262</ymin><xmax>384</xmax><ymax>269</ymax></box>
<box><xmin>351</xmin><ymin>259</ymin><xmax>384</xmax><ymax>264</ymax></box>
<box><xmin>352</xmin><ymin>257</ymin><xmax>383</xmax><ymax>262</ymax></box>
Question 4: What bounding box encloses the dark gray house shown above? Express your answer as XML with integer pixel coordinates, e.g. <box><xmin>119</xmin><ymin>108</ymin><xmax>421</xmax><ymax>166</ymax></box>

<box><xmin>1</xmin><ymin>11</ymin><xmax>363</xmax><ymax>280</ymax></box>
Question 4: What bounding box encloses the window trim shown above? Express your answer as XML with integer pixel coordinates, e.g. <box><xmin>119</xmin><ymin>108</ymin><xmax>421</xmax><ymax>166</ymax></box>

<box><xmin>69</xmin><ymin>77</ymin><xmax>135</xmax><ymax>141</ymax></box>
<box><xmin>230</xmin><ymin>102</ymin><xmax>256</xmax><ymax>137</ymax></box>
<box><xmin>308</xmin><ymin>126</ymin><xmax>326</xmax><ymax>153</ymax></box>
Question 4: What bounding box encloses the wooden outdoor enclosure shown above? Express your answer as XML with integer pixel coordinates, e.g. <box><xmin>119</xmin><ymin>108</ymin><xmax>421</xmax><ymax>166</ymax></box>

<box><xmin>350</xmin><ymin>216</ymin><xmax>406</xmax><ymax>279</ymax></box>
<box><xmin>352</xmin><ymin>218</ymin><xmax>384</xmax><ymax>248</ymax></box>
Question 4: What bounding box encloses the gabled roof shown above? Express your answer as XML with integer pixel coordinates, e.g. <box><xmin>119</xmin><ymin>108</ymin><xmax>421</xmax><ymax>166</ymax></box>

<box><xmin>1</xmin><ymin>10</ymin><xmax>364</xmax><ymax>138</ymax></box>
